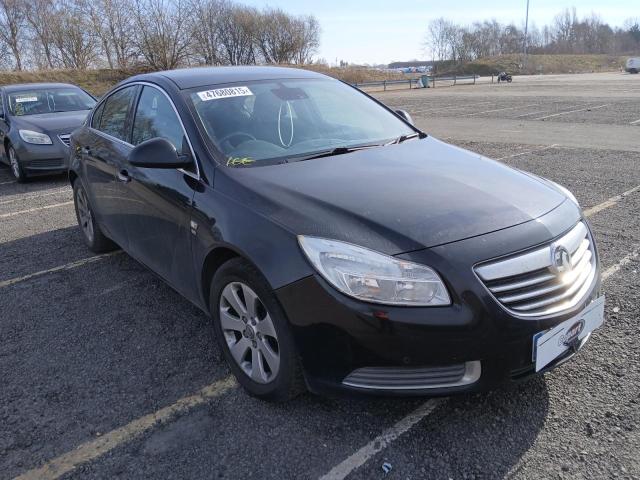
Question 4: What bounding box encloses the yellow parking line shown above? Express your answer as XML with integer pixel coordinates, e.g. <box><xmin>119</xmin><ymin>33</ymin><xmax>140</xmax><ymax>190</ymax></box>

<box><xmin>0</xmin><ymin>201</ymin><xmax>73</xmax><ymax>219</ymax></box>
<box><xmin>0</xmin><ymin>252</ymin><xmax>122</xmax><ymax>289</ymax></box>
<box><xmin>583</xmin><ymin>185</ymin><xmax>640</xmax><ymax>217</ymax></box>
<box><xmin>13</xmin><ymin>376</ymin><xmax>237</xmax><ymax>480</ymax></box>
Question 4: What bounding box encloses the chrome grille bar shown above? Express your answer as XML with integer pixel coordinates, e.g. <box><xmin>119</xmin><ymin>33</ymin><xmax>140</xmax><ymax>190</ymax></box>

<box><xmin>475</xmin><ymin>221</ymin><xmax>597</xmax><ymax>317</ymax></box>
<box><xmin>58</xmin><ymin>134</ymin><xmax>71</xmax><ymax>147</ymax></box>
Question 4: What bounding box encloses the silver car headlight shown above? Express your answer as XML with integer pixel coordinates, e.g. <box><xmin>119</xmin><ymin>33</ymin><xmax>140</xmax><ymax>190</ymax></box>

<box><xmin>298</xmin><ymin>236</ymin><xmax>451</xmax><ymax>306</ymax></box>
<box><xmin>19</xmin><ymin>129</ymin><xmax>52</xmax><ymax>145</ymax></box>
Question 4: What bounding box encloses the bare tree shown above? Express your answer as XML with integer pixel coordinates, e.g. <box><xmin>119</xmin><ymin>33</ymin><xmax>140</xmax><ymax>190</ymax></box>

<box><xmin>133</xmin><ymin>0</ymin><xmax>191</xmax><ymax>70</ymax></box>
<box><xmin>24</xmin><ymin>0</ymin><xmax>57</xmax><ymax>68</ymax></box>
<box><xmin>0</xmin><ymin>0</ymin><xmax>25</xmax><ymax>70</ymax></box>
<box><xmin>216</xmin><ymin>4</ymin><xmax>257</xmax><ymax>65</ymax></box>
<box><xmin>49</xmin><ymin>0</ymin><xmax>99</xmax><ymax>69</ymax></box>
<box><xmin>187</xmin><ymin>0</ymin><xmax>226</xmax><ymax>65</ymax></box>
<box><xmin>292</xmin><ymin>15</ymin><xmax>320</xmax><ymax>64</ymax></box>
<box><xmin>86</xmin><ymin>0</ymin><xmax>136</xmax><ymax>68</ymax></box>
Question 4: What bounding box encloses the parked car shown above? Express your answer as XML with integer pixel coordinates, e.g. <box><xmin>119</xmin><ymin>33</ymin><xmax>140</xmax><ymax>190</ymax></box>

<box><xmin>626</xmin><ymin>58</ymin><xmax>639</xmax><ymax>74</ymax></box>
<box><xmin>0</xmin><ymin>83</ymin><xmax>96</xmax><ymax>182</ymax></box>
<box><xmin>69</xmin><ymin>67</ymin><xmax>604</xmax><ymax>401</ymax></box>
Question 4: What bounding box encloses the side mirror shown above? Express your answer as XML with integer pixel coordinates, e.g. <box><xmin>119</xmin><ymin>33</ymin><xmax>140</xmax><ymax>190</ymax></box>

<box><xmin>128</xmin><ymin>137</ymin><xmax>192</xmax><ymax>169</ymax></box>
<box><xmin>395</xmin><ymin>109</ymin><xmax>414</xmax><ymax>126</ymax></box>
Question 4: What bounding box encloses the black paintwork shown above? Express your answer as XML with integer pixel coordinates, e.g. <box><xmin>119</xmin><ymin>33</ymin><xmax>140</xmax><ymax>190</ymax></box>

<box><xmin>0</xmin><ymin>83</ymin><xmax>94</xmax><ymax>176</ymax></box>
<box><xmin>69</xmin><ymin>66</ymin><xmax>597</xmax><ymax>396</ymax></box>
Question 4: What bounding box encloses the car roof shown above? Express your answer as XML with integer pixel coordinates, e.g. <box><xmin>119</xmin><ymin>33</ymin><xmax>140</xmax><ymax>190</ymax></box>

<box><xmin>2</xmin><ymin>82</ymin><xmax>83</xmax><ymax>93</ymax></box>
<box><xmin>128</xmin><ymin>66</ymin><xmax>329</xmax><ymax>90</ymax></box>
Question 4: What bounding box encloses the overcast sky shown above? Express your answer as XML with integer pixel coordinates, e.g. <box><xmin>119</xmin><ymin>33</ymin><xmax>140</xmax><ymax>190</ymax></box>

<box><xmin>242</xmin><ymin>0</ymin><xmax>637</xmax><ymax>65</ymax></box>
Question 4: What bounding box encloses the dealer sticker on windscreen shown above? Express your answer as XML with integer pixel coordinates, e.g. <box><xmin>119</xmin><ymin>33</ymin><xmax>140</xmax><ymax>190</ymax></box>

<box><xmin>533</xmin><ymin>296</ymin><xmax>605</xmax><ymax>372</ymax></box>
<box><xmin>197</xmin><ymin>86</ymin><xmax>253</xmax><ymax>102</ymax></box>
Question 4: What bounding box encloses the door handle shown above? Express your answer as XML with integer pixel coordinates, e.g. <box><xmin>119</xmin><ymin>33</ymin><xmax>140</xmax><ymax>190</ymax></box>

<box><xmin>117</xmin><ymin>169</ymin><xmax>131</xmax><ymax>183</ymax></box>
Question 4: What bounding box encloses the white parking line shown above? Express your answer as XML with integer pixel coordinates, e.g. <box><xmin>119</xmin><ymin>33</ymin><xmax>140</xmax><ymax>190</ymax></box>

<box><xmin>514</xmin><ymin>110</ymin><xmax>547</xmax><ymax>118</ymax></box>
<box><xmin>462</xmin><ymin>104</ymin><xmax>536</xmax><ymax>116</ymax></box>
<box><xmin>0</xmin><ymin>201</ymin><xmax>73</xmax><ymax>219</ymax></box>
<box><xmin>630</xmin><ymin>118</ymin><xmax>640</xmax><ymax>125</ymax></box>
<box><xmin>0</xmin><ymin>188</ymin><xmax>71</xmax><ymax>205</ymax></box>
<box><xmin>411</xmin><ymin>101</ymin><xmax>495</xmax><ymax>115</ymax></box>
<box><xmin>0</xmin><ymin>251</ymin><xmax>122</xmax><ymax>289</ymax></box>
<box><xmin>583</xmin><ymin>185</ymin><xmax>640</xmax><ymax>217</ymax></box>
<box><xmin>534</xmin><ymin>104</ymin><xmax>609</xmax><ymax>121</ymax></box>
<box><xmin>495</xmin><ymin>144</ymin><xmax>559</xmax><ymax>160</ymax></box>
<box><xmin>602</xmin><ymin>248</ymin><xmax>640</xmax><ymax>281</ymax></box>
<box><xmin>13</xmin><ymin>376</ymin><xmax>237</xmax><ymax>480</ymax></box>
<box><xmin>0</xmin><ymin>180</ymin><xmax>15</xmax><ymax>186</ymax></box>
<box><xmin>319</xmin><ymin>399</ymin><xmax>444</xmax><ymax>480</ymax></box>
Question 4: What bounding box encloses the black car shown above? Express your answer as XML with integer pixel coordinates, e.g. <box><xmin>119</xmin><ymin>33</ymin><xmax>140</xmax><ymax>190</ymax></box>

<box><xmin>69</xmin><ymin>67</ymin><xmax>604</xmax><ymax>401</ymax></box>
<box><xmin>0</xmin><ymin>83</ymin><xmax>96</xmax><ymax>182</ymax></box>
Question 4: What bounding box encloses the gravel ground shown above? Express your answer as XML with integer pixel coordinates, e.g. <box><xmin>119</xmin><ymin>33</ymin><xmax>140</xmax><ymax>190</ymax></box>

<box><xmin>1</xmin><ymin>72</ymin><xmax>639</xmax><ymax>480</ymax></box>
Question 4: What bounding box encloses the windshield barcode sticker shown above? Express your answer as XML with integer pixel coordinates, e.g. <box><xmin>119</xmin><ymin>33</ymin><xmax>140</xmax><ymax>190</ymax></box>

<box><xmin>15</xmin><ymin>96</ymin><xmax>38</xmax><ymax>103</ymax></box>
<box><xmin>197</xmin><ymin>86</ymin><xmax>253</xmax><ymax>101</ymax></box>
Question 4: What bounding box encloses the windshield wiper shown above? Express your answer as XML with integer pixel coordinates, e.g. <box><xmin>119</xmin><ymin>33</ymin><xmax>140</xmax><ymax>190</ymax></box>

<box><xmin>385</xmin><ymin>132</ymin><xmax>424</xmax><ymax>145</ymax></box>
<box><xmin>290</xmin><ymin>143</ymin><xmax>384</xmax><ymax>162</ymax></box>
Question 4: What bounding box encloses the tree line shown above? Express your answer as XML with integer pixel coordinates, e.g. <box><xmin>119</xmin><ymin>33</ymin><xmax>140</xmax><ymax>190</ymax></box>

<box><xmin>425</xmin><ymin>8</ymin><xmax>640</xmax><ymax>63</ymax></box>
<box><xmin>0</xmin><ymin>0</ymin><xmax>321</xmax><ymax>71</ymax></box>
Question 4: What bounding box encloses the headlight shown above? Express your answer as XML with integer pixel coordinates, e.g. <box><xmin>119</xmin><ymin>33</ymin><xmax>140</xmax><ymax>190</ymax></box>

<box><xmin>551</xmin><ymin>181</ymin><xmax>580</xmax><ymax>207</ymax></box>
<box><xmin>298</xmin><ymin>236</ymin><xmax>451</xmax><ymax>306</ymax></box>
<box><xmin>19</xmin><ymin>130</ymin><xmax>52</xmax><ymax>145</ymax></box>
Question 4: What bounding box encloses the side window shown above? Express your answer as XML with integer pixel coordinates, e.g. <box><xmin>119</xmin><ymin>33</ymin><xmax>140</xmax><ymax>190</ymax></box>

<box><xmin>91</xmin><ymin>101</ymin><xmax>105</xmax><ymax>129</ymax></box>
<box><xmin>132</xmin><ymin>86</ymin><xmax>184</xmax><ymax>151</ymax></box>
<box><xmin>98</xmin><ymin>86</ymin><xmax>136</xmax><ymax>141</ymax></box>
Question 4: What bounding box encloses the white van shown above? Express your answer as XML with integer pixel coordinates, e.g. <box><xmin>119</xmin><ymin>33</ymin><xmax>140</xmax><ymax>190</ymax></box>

<box><xmin>626</xmin><ymin>58</ymin><xmax>640</xmax><ymax>74</ymax></box>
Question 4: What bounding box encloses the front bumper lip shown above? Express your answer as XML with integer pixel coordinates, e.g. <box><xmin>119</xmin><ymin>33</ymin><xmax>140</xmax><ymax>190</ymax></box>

<box><xmin>13</xmin><ymin>140</ymin><xmax>69</xmax><ymax>174</ymax></box>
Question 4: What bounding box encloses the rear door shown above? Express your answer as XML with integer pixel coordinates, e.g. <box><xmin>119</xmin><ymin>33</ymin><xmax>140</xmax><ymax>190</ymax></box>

<box><xmin>83</xmin><ymin>85</ymin><xmax>138</xmax><ymax>248</ymax></box>
<box><xmin>118</xmin><ymin>85</ymin><xmax>199</xmax><ymax>302</ymax></box>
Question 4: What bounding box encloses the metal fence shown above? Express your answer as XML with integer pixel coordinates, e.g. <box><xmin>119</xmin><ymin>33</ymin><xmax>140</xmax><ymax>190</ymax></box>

<box><xmin>353</xmin><ymin>74</ymin><xmax>477</xmax><ymax>91</ymax></box>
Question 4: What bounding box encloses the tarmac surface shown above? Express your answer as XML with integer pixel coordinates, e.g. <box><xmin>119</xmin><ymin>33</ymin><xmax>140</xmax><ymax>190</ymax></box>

<box><xmin>1</xmin><ymin>72</ymin><xmax>639</xmax><ymax>479</ymax></box>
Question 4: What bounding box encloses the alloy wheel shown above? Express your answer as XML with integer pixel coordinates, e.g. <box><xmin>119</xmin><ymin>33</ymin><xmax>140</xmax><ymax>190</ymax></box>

<box><xmin>219</xmin><ymin>282</ymin><xmax>280</xmax><ymax>384</ymax></box>
<box><xmin>75</xmin><ymin>187</ymin><xmax>94</xmax><ymax>243</ymax></box>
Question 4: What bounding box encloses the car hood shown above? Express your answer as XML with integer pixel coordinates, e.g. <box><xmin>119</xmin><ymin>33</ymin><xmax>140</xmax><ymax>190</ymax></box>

<box><xmin>12</xmin><ymin>110</ymin><xmax>90</xmax><ymax>134</ymax></box>
<box><xmin>221</xmin><ymin>136</ymin><xmax>568</xmax><ymax>255</ymax></box>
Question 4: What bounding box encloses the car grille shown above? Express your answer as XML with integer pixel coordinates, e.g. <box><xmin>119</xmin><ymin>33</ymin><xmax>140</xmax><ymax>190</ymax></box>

<box><xmin>58</xmin><ymin>134</ymin><xmax>71</xmax><ymax>147</ymax></box>
<box><xmin>28</xmin><ymin>158</ymin><xmax>65</xmax><ymax>169</ymax></box>
<box><xmin>342</xmin><ymin>362</ymin><xmax>481</xmax><ymax>390</ymax></box>
<box><xmin>475</xmin><ymin>221</ymin><xmax>597</xmax><ymax>317</ymax></box>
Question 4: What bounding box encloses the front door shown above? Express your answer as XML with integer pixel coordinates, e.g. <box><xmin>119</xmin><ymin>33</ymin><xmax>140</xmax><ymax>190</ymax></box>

<box><xmin>119</xmin><ymin>85</ymin><xmax>199</xmax><ymax>303</ymax></box>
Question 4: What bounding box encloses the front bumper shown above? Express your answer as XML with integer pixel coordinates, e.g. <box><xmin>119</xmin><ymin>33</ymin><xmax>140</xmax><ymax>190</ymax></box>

<box><xmin>14</xmin><ymin>138</ymin><xmax>70</xmax><ymax>176</ymax></box>
<box><xmin>276</xmin><ymin>205</ymin><xmax>601</xmax><ymax>397</ymax></box>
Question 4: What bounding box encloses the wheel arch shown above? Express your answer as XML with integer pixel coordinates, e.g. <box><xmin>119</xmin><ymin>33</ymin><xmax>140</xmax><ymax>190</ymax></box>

<box><xmin>200</xmin><ymin>245</ymin><xmax>243</xmax><ymax>313</ymax></box>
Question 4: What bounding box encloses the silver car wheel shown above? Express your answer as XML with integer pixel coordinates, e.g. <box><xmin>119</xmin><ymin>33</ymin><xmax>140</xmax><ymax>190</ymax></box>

<box><xmin>9</xmin><ymin>147</ymin><xmax>20</xmax><ymax>179</ymax></box>
<box><xmin>76</xmin><ymin>187</ymin><xmax>94</xmax><ymax>243</ymax></box>
<box><xmin>219</xmin><ymin>282</ymin><xmax>280</xmax><ymax>384</ymax></box>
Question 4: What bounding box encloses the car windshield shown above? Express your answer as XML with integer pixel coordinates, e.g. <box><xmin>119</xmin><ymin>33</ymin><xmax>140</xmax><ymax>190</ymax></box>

<box><xmin>188</xmin><ymin>78</ymin><xmax>415</xmax><ymax>166</ymax></box>
<box><xmin>8</xmin><ymin>88</ymin><xmax>95</xmax><ymax>116</ymax></box>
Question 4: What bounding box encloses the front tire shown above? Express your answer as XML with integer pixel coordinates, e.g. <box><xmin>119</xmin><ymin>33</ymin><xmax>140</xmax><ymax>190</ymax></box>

<box><xmin>73</xmin><ymin>180</ymin><xmax>117</xmax><ymax>253</ymax></box>
<box><xmin>8</xmin><ymin>145</ymin><xmax>27</xmax><ymax>183</ymax></box>
<box><xmin>210</xmin><ymin>258</ymin><xmax>305</xmax><ymax>401</ymax></box>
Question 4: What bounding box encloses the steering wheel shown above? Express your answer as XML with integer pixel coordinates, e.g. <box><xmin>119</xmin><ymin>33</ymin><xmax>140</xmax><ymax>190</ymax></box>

<box><xmin>217</xmin><ymin>132</ymin><xmax>257</xmax><ymax>150</ymax></box>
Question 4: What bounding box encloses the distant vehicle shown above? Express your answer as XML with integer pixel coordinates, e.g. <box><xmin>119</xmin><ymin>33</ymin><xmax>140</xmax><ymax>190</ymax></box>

<box><xmin>626</xmin><ymin>58</ymin><xmax>639</xmax><ymax>74</ymax></box>
<box><xmin>497</xmin><ymin>72</ymin><xmax>513</xmax><ymax>83</ymax></box>
<box><xmin>70</xmin><ymin>66</ymin><xmax>602</xmax><ymax>401</ymax></box>
<box><xmin>0</xmin><ymin>83</ymin><xmax>96</xmax><ymax>182</ymax></box>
